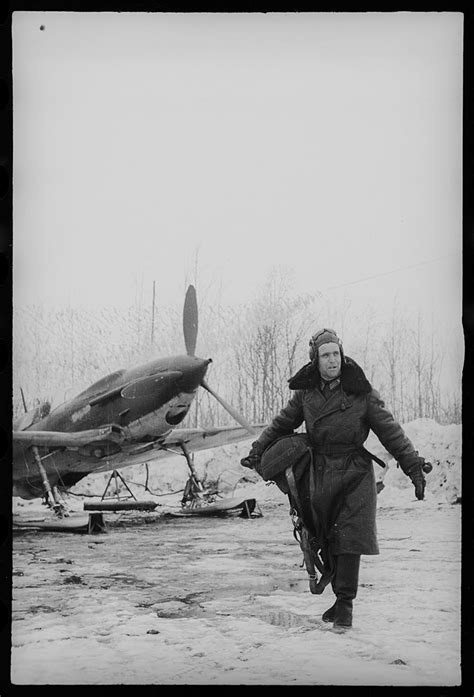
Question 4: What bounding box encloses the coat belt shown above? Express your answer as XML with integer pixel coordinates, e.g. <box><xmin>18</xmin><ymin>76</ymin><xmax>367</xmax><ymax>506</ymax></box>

<box><xmin>311</xmin><ymin>444</ymin><xmax>358</xmax><ymax>455</ymax></box>
<box><xmin>311</xmin><ymin>443</ymin><xmax>386</xmax><ymax>468</ymax></box>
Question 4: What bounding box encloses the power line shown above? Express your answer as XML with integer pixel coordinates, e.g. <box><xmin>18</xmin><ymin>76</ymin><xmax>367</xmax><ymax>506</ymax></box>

<box><xmin>323</xmin><ymin>253</ymin><xmax>459</xmax><ymax>292</ymax></box>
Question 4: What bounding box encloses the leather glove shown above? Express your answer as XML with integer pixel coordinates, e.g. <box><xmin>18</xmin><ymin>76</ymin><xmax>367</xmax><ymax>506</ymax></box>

<box><xmin>240</xmin><ymin>442</ymin><xmax>264</xmax><ymax>470</ymax></box>
<box><xmin>405</xmin><ymin>461</ymin><xmax>426</xmax><ymax>500</ymax></box>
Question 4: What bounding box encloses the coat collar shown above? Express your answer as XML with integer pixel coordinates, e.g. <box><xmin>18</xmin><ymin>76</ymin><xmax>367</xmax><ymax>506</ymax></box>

<box><xmin>288</xmin><ymin>356</ymin><xmax>372</xmax><ymax>395</ymax></box>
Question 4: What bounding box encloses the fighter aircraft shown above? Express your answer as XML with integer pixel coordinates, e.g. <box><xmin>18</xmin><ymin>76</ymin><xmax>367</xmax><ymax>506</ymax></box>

<box><xmin>13</xmin><ymin>285</ymin><xmax>264</xmax><ymax>518</ymax></box>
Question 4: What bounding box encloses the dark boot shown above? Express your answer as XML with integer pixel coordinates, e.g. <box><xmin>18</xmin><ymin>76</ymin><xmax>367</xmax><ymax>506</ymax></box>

<box><xmin>331</xmin><ymin>553</ymin><xmax>360</xmax><ymax>630</ymax></box>
<box><xmin>333</xmin><ymin>598</ymin><xmax>353</xmax><ymax>629</ymax></box>
<box><xmin>322</xmin><ymin>601</ymin><xmax>337</xmax><ymax>623</ymax></box>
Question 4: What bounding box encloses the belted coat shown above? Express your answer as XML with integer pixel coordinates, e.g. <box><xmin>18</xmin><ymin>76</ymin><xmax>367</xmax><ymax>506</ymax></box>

<box><xmin>253</xmin><ymin>357</ymin><xmax>420</xmax><ymax>556</ymax></box>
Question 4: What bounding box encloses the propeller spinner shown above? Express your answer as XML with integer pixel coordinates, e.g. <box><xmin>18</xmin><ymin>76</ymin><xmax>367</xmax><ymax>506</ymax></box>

<box><xmin>182</xmin><ymin>285</ymin><xmax>256</xmax><ymax>436</ymax></box>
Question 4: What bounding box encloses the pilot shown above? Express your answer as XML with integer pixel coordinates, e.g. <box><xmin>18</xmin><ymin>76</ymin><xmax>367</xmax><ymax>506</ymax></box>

<box><xmin>240</xmin><ymin>328</ymin><xmax>431</xmax><ymax>631</ymax></box>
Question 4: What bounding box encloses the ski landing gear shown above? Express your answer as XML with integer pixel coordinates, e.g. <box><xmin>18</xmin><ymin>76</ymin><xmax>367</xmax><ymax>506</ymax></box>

<box><xmin>180</xmin><ymin>443</ymin><xmax>217</xmax><ymax>510</ymax></box>
<box><xmin>28</xmin><ymin>445</ymin><xmax>106</xmax><ymax>533</ymax></box>
<box><xmin>32</xmin><ymin>445</ymin><xmax>69</xmax><ymax>518</ymax></box>
<box><xmin>177</xmin><ymin>443</ymin><xmax>261</xmax><ymax>518</ymax></box>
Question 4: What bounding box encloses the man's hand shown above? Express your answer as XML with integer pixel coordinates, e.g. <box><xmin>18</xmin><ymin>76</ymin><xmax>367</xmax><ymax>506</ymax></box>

<box><xmin>240</xmin><ymin>454</ymin><xmax>260</xmax><ymax>470</ymax></box>
<box><xmin>406</xmin><ymin>461</ymin><xmax>427</xmax><ymax>500</ymax></box>
<box><xmin>240</xmin><ymin>442</ymin><xmax>264</xmax><ymax>470</ymax></box>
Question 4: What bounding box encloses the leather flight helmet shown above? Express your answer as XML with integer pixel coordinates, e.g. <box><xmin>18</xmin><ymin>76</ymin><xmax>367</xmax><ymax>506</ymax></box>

<box><xmin>309</xmin><ymin>328</ymin><xmax>345</xmax><ymax>364</ymax></box>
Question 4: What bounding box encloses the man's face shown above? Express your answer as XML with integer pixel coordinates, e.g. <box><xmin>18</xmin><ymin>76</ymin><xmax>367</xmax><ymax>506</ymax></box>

<box><xmin>318</xmin><ymin>342</ymin><xmax>342</xmax><ymax>381</ymax></box>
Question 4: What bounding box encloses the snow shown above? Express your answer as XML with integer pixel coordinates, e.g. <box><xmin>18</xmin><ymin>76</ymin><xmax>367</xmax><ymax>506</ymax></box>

<box><xmin>11</xmin><ymin>419</ymin><xmax>462</xmax><ymax>686</ymax></box>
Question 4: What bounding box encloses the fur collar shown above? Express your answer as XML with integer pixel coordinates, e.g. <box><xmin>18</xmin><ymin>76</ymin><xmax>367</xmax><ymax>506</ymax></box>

<box><xmin>288</xmin><ymin>356</ymin><xmax>372</xmax><ymax>395</ymax></box>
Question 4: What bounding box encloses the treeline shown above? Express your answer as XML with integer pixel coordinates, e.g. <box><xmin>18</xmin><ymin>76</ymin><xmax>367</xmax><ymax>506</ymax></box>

<box><xmin>13</xmin><ymin>272</ymin><xmax>463</xmax><ymax>426</ymax></box>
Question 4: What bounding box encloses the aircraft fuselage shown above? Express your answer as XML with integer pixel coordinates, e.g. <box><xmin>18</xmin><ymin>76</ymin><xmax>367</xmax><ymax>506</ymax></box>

<box><xmin>13</xmin><ymin>354</ymin><xmax>212</xmax><ymax>498</ymax></box>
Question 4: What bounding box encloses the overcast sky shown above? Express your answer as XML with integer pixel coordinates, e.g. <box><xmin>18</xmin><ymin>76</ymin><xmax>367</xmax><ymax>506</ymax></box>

<box><xmin>12</xmin><ymin>12</ymin><xmax>463</xmax><ymax>335</ymax></box>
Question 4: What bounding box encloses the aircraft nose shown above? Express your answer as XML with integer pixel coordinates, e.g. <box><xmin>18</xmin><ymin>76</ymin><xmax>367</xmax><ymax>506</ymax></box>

<box><xmin>178</xmin><ymin>357</ymin><xmax>212</xmax><ymax>391</ymax></box>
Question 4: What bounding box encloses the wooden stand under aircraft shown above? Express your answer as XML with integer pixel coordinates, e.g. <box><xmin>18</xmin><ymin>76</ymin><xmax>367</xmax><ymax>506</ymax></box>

<box><xmin>83</xmin><ymin>469</ymin><xmax>158</xmax><ymax>512</ymax></box>
<box><xmin>13</xmin><ymin>286</ymin><xmax>265</xmax><ymax>532</ymax></box>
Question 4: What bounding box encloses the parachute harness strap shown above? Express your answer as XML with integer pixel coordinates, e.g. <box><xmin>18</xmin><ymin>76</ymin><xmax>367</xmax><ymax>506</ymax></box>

<box><xmin>285</xmin><ymin>453</ymin><xmax>334</xmax><ymax>595</ymax></box>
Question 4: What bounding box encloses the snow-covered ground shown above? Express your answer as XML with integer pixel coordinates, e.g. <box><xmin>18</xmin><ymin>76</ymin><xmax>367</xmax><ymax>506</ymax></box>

<box><xmin>11</xmin><ymin>419</ymin><xmax>462</xmax><ymax>686</ymax></box>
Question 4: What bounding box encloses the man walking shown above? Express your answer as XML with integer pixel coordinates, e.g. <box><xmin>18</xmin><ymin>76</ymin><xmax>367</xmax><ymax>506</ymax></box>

<box><xmin>241</xmin><ymin>328</ymin><xmax>430</xmax><ymax>631</ymax></box>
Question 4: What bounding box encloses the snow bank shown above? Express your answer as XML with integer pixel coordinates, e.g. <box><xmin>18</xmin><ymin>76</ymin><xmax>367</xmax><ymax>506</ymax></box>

<box><xmin>365</xmin><ymin>418</ymin><xmax>462</xmax><ymax>506</ymax></box>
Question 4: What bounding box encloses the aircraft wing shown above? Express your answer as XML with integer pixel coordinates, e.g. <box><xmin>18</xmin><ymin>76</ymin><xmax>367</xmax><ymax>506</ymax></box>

<box><xmin>13</xmin><ymin>424</ymin><xmax>124</xmax><ymax>449</ymax></box>
<box><xmin>160</xmin><ymin>424</ymin><xmax>267</xmax><ymax>453</ymax></box>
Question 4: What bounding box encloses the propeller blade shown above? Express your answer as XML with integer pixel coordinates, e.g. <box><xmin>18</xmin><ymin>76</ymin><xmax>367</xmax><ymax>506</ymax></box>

<box><xmin>183</xmin><ymin>285</ymin><xmax>198</xmax><ymax>356</ymax></box>
<box><xmin>201</xmin><ymin>378</ymin><xmax>257</xmax><ymax>436</ymax></box>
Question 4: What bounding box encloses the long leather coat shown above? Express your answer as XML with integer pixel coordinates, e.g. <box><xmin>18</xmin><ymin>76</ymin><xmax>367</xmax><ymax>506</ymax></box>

<box><xmin>253</xmin><ymin>357</ymin><xmax>420</xmax><ymax>556</ymax></box>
